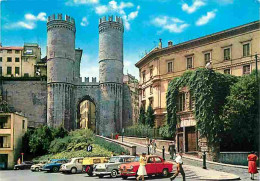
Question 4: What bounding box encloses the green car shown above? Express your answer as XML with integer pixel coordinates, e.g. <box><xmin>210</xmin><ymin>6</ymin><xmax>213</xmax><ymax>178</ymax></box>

<box><xmin>93</xmin><ymin>156</ymin><xmax>137</xmax><ymax>178</ymax></box>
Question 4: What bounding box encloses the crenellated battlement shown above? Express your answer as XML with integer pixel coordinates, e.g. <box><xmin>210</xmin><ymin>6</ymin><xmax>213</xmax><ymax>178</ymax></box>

<box><xmin>99</xmin><ymin>15</ymin><xmax>124</xmax><ymax>33</ymax></box>
<box><xmin>47</xmin><ymin>14</ymin><xmax>75</xmax><ymax>24</ymax></box>
<box><xmin>47</xmin><ymin>14</ymin><xmax>76</xmax><ymax>32</ymax></box>
<box><xmin>75</xmin><ymin>77</ymin><xmax>99</xmax><ymax>86</ymax></box>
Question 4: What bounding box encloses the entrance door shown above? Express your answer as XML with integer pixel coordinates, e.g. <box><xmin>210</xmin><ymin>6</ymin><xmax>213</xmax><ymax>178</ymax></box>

<box><xmin>186</xmin><ymin>127</ymin><xmax>197</xmax><ymax>152</ymax></box>
<box><xmin>0</xmin><ymin>154</ymin><xmax>8</xmax><ymax>169</ymax></box>
<box><xmin>178</xmin><ymin>134</ymin><xmax>183</xmax><ymax>152</ymax></box>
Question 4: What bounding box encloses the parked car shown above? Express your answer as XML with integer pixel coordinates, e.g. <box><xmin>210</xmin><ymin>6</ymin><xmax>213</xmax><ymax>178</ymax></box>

<box><xmin>119</xmin><ymin>155</ymin><xmax>173</xmax><ymax>180</ymax></box>
<box><xmin>14</xmin><ymin>161</ymin><xmax>34</xmax><ymax>170</ymax></box>
<box><xmin>42</xmin><ymin>159</ymin><xmax>68</xmax><ymax>172</ymax></box>
<box><xmin>82</xmin><ymin>157</ymin><xmax>109</xmax><ymax>176</ymax></box>
<box><xmin>60</xmin><ymin>157</ymin><xmax>84</xmax><ymax>174</ymax></box>
<box><xmin>30</xmin><ymin>161</ymin><xmax>47</xmax><ymax>172</ymax></box>
<box><xmin>93</xmin><ymin>155</ymin><xmax>137</xmax><ymax>178</ymax></box>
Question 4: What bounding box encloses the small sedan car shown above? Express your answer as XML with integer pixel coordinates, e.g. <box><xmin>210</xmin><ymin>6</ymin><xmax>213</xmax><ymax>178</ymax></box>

<box><xmin>82</xmin><ymin>157</ymin><xmax>109</xmax><ymax>176</ymax></box>
<box><xmin>14</xmin><ymin>161</ymin><xmax>34</xmax><ymax>170</ymax></box>
<box><xmin>30</xmin><ymin>161</ymin><xmax>47</xmax><ymax>172</ymax></box>
<box><xmin>119</xmin><ymin>155</ymin><xmax>173</xmax><ymax>180</ymax></box>
<box><xmin>42</xmin><ymin>159</ymin><xmax>68</xmax><ymax>172</ymax></box>
<box><xmin>93</xmin><ymin>155</ymin><xmax>136</xmax><ymax>178</ymax></box>
<box><xmin>60</xmin><ymin>157</ymin><xmax>84</xmax><ymax>174</ymax></box>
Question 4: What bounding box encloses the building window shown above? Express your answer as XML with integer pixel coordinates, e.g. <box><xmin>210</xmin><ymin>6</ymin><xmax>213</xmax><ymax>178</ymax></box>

<box><xmin>15</xmin><ymin>50</ymin><xmax>20</xmax><ymax>54</ymax></box>
<box><xmin>0</xmin><ymin>50</ymin><xmax>3</xmax><ymax>53</ymax></box>
<box><xmin>15</xmin><ymin>67</ymin><xmax>20</xmax><ymax>75</ymax></box>
<box><xmin>142</xmin><ymin>89</ymin><xmax>145</xmax><ymax>98</ymax></box>
<box><xmin>150</xmin><ymin>67</ymin><xmax>153</xmax><ymax>78</ymax></box>
<box><xmin>142</xmin><ymin>71</ymin><xmax>146</xmax><ymax>83</ymax></box>
<box><xmin>187</xmin><ymin>57</ymin><xmax>193</xmax><ymax>69</ymax></box>
<box><xmin>150</xmin><ymin>86</ymin><xmax>153</xmax><ymax>94</ymax></box>
<box><xmin>7</xmin><ymin>57</ymin><xmax>12</xmax><ymax>62</ymax></box>
<box><xmin>0</xmin><ymin>57</ymin><xmax>2</xmax><ymax>62</ymax></box>
<box><xmin>0</xmin><ymin>67</ymin><xmax>2</xmax><ymax>76</ymax></box>
<box><xmin>7</xmin><ymin>67</ymin><xmax>12</xmax><ymax>75</ymax></box>
<box><xmin>204</xmin><ymin>52</ymin><xmax>211</xmax><ymax>64</ymax></box>
<box><xmin>15</xmin><ymin>57</ymin><xmax>20</xmax><ymax>62</ymax></box>
<box><xmin>22</xmin><ymin>120</ymin><xmax>25</xmax><ymax>129</ymax></box>
<box><xmin>168</xmin><ymin>61</ymin><xmax>173</xmax><ymax>73</ymax></box>
<box><xmin>243</xmin><ymin>43</ymin><xmax>250</xmax><ymax>57</ymax></box>
<box><xmin>224</xmin><ymin>69</ymin><xmax>231</xmax><ymax>74</ymax></box>
<box><xmin>7</xmin><ymin>50</ymin><xmax>12</xmax><ymax>54</ymax></box>
<box><xmin>243</xmin><ymin>65</ymin><xmax>250</xmax><ymax>75</ymax></box>
<box><xmin>224</xmin><ymin>48</ymin><xmax>231</xmax><ymax>60</ymax></box>
<box><xmin>177</xmin><ymin>93</ymin><xmax>185</xmax><ymax>112</ymax></box>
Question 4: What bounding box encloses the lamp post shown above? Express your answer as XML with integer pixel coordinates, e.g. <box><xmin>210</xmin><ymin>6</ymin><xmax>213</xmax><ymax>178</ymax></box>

<box><xmin>122</xmin><ymin>128</ymin><xmax>124</xmax><ymax>142</ymax></box>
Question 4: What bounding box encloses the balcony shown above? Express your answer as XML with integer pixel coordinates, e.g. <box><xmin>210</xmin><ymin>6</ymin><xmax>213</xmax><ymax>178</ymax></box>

<box><xmin>0</xmin><ymin>135</ymin><xmax>11</xmax><ymax>150</ymax></box>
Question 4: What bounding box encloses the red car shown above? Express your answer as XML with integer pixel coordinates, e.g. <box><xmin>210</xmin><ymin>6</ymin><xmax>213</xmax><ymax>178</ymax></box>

<box><xmin>119</xmin><ymin>155</ymin><xmax>173</xmax><ymax>180</ymax></box>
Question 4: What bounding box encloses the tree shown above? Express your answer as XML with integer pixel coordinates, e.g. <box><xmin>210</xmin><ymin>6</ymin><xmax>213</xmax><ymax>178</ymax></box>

<box><xmin>146</xmin><ymin>105</ymin><xmax>155</xmax><ymax>127</ymax></box>
<box><xmin>52</xmin><ymin>125</ymin><xmax>68</xmax><ymax>138</ymax></box>
<box><xmin>221</xmin><ymin>71</ymin><xmax>259</xmax><ymax>151</ymax></box>
<box><xmin>138</xmin><ymin>105</ymin><xmax>146</xmax><ymax>125</ymax></box>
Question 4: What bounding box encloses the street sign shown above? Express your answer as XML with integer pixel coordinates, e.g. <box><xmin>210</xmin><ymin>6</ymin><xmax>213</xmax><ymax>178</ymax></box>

<box><xmin>87</xmin><ymin>145</ymin><xmax>93</xmax><ymax>152</ymax></box>
<box><xmin>21</xmin><ymin>153</ymin><xmax>24</xmax><ymax>155</ymax></box>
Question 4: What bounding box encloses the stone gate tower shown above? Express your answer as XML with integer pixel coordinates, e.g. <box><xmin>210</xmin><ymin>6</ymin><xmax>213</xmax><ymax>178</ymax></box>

<box><xmin>99</xmin><ymin>16</ymin><xmax>124</xmax><ymax>135</ymax></box>
<box><xmin>47</xmin><ymin>14</ymin><xmax>76</xmax><ymax>130</ymax></box>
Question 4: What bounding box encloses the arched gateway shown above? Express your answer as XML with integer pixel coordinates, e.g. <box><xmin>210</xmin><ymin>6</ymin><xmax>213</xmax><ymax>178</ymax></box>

<box><xmin>46</xmin><ymin>14</ymin><xmax>128</xmax><ymax>136</ymax></box>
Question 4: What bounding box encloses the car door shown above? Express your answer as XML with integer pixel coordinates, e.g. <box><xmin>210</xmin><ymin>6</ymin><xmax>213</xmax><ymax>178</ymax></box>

<box><xmin>154</xmin><ymin>157</ymin><xmax>164</xmax><ymax>174</ymax></box>
<box><xmin>76</xmin><ymin>158</ymin><xmax>83</xmax><ymax>171</ymax></box>
<box><xmin>145</xmin><ymin>157</ymin><xmax>156</xmax><ymax>175</ymax></box>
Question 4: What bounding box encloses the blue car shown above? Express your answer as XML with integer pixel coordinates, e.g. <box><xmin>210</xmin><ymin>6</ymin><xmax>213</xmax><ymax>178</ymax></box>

<box><xmin>42</xmin><ymin>159</ymin><xmax>68</xmax><ymax>172</ymax></box>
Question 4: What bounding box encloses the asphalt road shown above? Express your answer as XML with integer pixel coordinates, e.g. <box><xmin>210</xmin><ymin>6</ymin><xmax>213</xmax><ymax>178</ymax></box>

<box><xmin>0</xmin><ymin>170</ymin><xmax>186</xmax><ymax>181</ymax></box>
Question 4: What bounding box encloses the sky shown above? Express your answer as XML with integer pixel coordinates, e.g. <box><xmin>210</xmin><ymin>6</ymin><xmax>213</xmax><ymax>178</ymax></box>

<box><xmin>0</xmin><ymin>0</ymin><xmax>259</xmax><ymax>80</ymax></box>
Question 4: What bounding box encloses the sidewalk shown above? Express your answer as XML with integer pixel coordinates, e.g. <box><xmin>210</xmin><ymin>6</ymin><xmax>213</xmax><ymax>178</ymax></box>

<box><xmin>122</xmin><ymin>139</ymin><xmax>241</xmax><ymax>180</ymax></box>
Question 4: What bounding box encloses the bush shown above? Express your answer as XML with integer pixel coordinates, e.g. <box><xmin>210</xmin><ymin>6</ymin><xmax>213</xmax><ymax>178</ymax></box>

<box><xmin>49</xmin><ymin>136</ymin><xmax>71</xmax><ymax>154</ymax></box>
<box><xmin>159</xmin><ymin>125</ymin><xmax>172</xmax><ymax>139</ymax></box>
<box><xmin>95</xmin><ymin>136</ymin><xmax>129</xmax><ymax>155</ymax></box>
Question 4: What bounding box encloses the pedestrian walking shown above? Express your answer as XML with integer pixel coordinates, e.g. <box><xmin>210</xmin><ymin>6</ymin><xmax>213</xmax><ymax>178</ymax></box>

<box><xmin>168</xmin><ymin>141</ymin><xmax>176</xmax><ymax>159</ymax></box>
<box><xmin>137</xmin><ymin>153</ymin><xmax>147</xmax><ymax>181</ymax></box>
<box><xmin>17</xmin><ymin>157</ymin><xmax>21</xmax><ymax>165</ymax></box>
<box><xmin>153</xmin><ymin>139</ymin><xmax>157</xmax><ymax>154</ymax></box>
<box><xmin>248</xmin><ymin>151</ymin><xmax>258</xmax><ymax>180</ymax></box>
<box><xmin>149</xmin><ymin>144</ymin><xmax>153</xmax><ymax>155</ymax></box>
<box><xmin>170</xmin><ymin>151</ymin><xmax>185</xmax><ymax>181</ymax></box>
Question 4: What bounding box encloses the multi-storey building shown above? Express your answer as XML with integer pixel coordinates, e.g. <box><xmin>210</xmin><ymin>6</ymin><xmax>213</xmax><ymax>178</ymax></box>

<box><xmin>123</xmin><ymin>74</ymin><xmax>139</xmax><ymax>124</ymax></box>
<box><xmin>135</xmin><ymin>21</ymin><xmax>260</xmax><ymax>154</ymax></box>
<box><xmin>0</xmin><ymin>43</ymin><xmax>45</xmax><ymax>78</ymax></box>
<box><xmin>79</xmin><ymin>100</ymin><xmax>96</xmax><ymax>131</ymax></box>
<box><xmin>0</xmin><ymin>111</ymin><xmax>28</xmax><ymax>169</ymax></box>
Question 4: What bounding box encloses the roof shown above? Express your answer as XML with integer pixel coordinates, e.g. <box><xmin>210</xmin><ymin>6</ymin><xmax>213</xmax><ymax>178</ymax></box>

<box><xmin>0</xmin><ymin>47</ymin><xmax>23</xmax><ymax>50</ymax></box>
<box><xmin>135</xmin><ymin>20</ymin><xmax>260</xmax><ymax>68</ymax></box>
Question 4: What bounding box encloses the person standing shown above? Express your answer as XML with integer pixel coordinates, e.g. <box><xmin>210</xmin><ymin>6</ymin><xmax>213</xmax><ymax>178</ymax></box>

<box><xmin>137</xmin><ymin>153</ymin><xmax>147</xmax><ymax>181</ymax></box>
<box><xmin>248</xmin><ymin>151</ymin><xmax>258</xmax><ymax>180</ymax></box>
<box><xmin>168</xmin><ymin>141</ymin><xmax>176</xmax><ymax>159</ymax></box>
<box><xmin>170</xmin><ymin>151</ymin><xmax>185</xmax><ymax>181</ymax></box>
<box><xmin>149</xmin><ymin>143</ymin><xmax>153</xmax><ymax>155</ymax></box>
<box><xmin>17</xmin><ymin>157</ymin><xmax>21</xmax><ymax>165</ymax></box>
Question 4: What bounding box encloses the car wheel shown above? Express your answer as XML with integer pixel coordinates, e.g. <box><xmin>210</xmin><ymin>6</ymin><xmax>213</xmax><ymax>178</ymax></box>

<box><xmin>71</xmin><ymin>167</ymin><xmax>77</xmax><ymax>174</ymax></box>
<box><xmin>111</xmin><ymin>169</ymin><xmax>118</xmax><ymax>178</ymax></box>
<box><xmin>35</xmin><ymin>167</ymin><xmax>39</xmax><ymax>172</ymax></box>
<box><xmin>98</xmin><ymin>175</ymin><xmax>104</xmax><ymax>178</ymax></box>
<box><xmin>162</xmin><ymin>168</ymin><xmax>169</xmax><ymax>177</ymax></box>
<box><xmin>122</xmin><ymin>176</ymin><xmax>128</xmax><ymax>180</ymax></box>
<box><xmin>52</xmin><ymin>167</ymin><xmax>59</xmax><ymax>173</ymax></box>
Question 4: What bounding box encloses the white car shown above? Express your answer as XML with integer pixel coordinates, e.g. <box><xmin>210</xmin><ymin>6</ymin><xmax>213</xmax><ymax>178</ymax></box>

<box><xmin>30</xmin><ymin>162</ymin><xmax>46</xmax><ymax>172</ymax></box>
<box><xmin>60</xmin><ymin>157</ymin><xmax>84</xmax><ymax>174</ymax></box>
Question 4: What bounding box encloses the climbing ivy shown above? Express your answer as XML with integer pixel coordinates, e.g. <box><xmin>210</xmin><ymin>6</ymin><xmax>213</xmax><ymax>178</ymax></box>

<box><xmin>166</xmin><ymin>68</ymin><xmax>238</xmax><ymax>148</ymax></box>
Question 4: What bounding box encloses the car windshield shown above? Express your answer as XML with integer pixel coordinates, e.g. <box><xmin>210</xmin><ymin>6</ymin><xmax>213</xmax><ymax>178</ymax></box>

<box><xmin>109</xmin><ymin>157</ymin><xmax>120</xmax><ymax>163</ymax></box>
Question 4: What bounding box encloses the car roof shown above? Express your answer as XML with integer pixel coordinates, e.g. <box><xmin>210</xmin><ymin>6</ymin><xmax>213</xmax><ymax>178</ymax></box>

<box><xmin>51</xmin><ymin>159</ymin><xmax>67</xmax><ymax>161</ymax></box>
<box><xmin>112</xmin><ymin>155</ymin><xmax>135</xmax><ymax>158</ymax></box>
<box><xmin>71</xmin><ymin>157</ymin><xmax>84</xmax><ymax>160</ymax></box>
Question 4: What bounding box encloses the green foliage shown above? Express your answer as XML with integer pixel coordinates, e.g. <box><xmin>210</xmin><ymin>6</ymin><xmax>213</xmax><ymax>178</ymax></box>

<box><xmin>95</xmin><ymin>136</ymin><xmax>129</xmax><ymax>155</ymax></box>
<box><xmin>221</xmin><ymin>71</ymin><xmax>259</xmax><ymax>151</ymax></box>
<box><xmin>138</xmin><ymin>105</ymin><xmax>146</xmax><ymax>125</ymax></box>
<box><xmin>49</xmin><ymin>136</ymin><xmax>71</xmax><ymax>154</ymax></box>
<box><xmin>145</xmin><ymin>105</ymin><xmax>155</xmax><ymax>127</ymax></box>
<box><xmin>159</xmin><ymin>124</ymin><xmax>172</xmax><ymax>139</ymax></box>
<box><xmin>52</xmin><ymin>126</ymin><xmax>68</xmax><ymax>138</ymax></box>
<box><xmin>124</xmin><ymin>124</ymin><xmax>152</xmax><ymax>138</ymax></box>
<box><xmin>21</xmin><ymin>128</ymin><xmax>35</xmax><ymax>155</ymax></box>
<box><xmin>167</xmin><ymin>69</ymin><xmax>237</xmax><ymax>148</ymax></box>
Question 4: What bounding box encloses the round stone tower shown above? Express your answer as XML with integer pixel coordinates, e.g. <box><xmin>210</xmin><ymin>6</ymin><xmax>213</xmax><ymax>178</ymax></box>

<box><xmin>47</xmin><ymin>14</ymin><xmax>76</xmax><ymax>130</ymax></box>
<box><xmin>99</xmin><ymin>16</ymin><xmax>124</xmax><ymax>136</ymax></box>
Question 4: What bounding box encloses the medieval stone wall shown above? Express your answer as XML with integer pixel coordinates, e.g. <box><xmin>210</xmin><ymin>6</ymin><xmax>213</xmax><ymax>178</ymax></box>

<box><xmin>1</xmin><ymin>80</ymin><xmax>47</xmax><ymax>127</ymax></box>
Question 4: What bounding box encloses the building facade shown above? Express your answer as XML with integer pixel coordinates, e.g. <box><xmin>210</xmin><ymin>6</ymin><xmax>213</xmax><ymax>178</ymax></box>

<box><xmin>135</xmin><ymin>21</ymin><xmax>260</xmax><ymax>154</ymax></box>
<box><xmin>0</xmin><ymin>44</ymin><xmax>45</xmax><ymax>78</ymax></box>
<box><xmin>0</xmin><ymin>111</ymin><xmax>28</xmax><ymax>169</ymax></box>
<box><xmin>123</xmin><ymin>74</ymin><xmax>139</xmax><ymax>124</ymax></box>
<box><xmin>79</xmin><ymin>100</ymin><xmax>96</xmax><ymax>131</ymax></box>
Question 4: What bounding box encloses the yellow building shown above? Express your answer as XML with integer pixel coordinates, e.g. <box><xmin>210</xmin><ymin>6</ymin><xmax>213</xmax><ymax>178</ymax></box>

<box><xmin>79</xmin><ymin>100</ymin><xmax>96</xmax><ymax>132</ymax></box>
<box><xmin>135</xmin><ymin>21</ymin><xmax>260</xmax><ymax>153</ymax></box>
<box><xmin>0</xmin><ymin>112</ymin><xmax>28</xmax><ymax>169</ymax></box>
<box><xmin>0</xmin><ymin>43</ymin><xmax>46</xmax><ymax>78</ymax></box>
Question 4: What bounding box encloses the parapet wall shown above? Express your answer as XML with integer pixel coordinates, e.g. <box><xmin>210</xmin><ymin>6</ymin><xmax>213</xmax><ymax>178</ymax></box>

<box><xmin>99</xmin><ymin>16</ymin><xmax>124</xmax><ymax>33</ymax></box>
<box><xmin>47</xmin><ymin>14</ymin><xmax>75</xmax><ymax>32</ymax></box>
